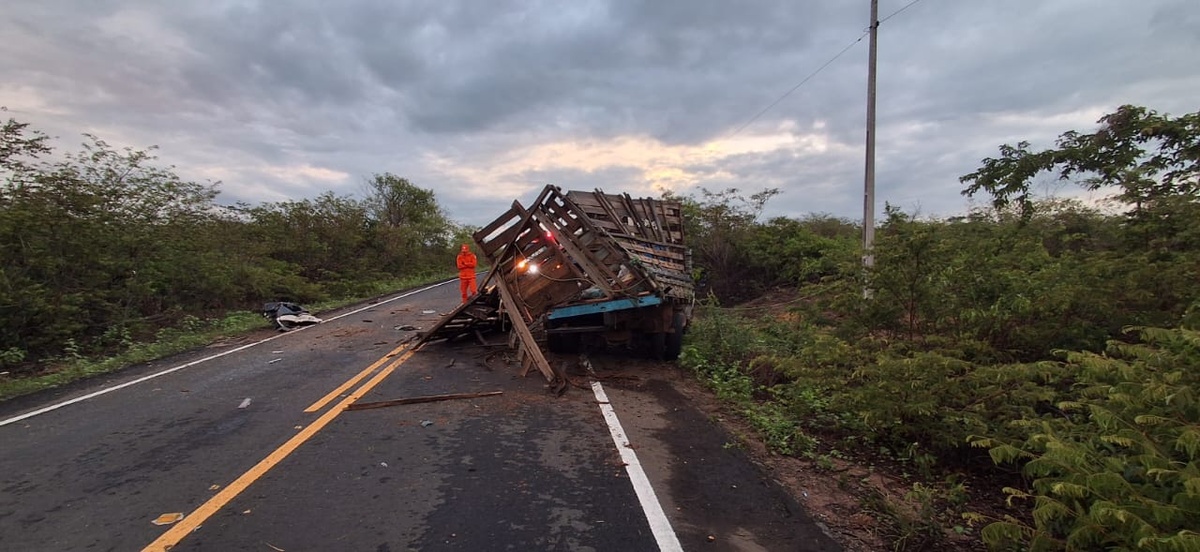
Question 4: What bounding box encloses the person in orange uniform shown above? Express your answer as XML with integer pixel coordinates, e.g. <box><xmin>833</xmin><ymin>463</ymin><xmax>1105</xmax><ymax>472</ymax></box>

<box><xmin>456</xmin><ymin>244</ymin><xmax>478</xmax><ymax>303</ymax></box>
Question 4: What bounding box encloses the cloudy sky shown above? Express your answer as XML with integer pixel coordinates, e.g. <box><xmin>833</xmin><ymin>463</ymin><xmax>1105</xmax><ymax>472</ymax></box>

<box><xmin>3</xmin><ymin>0</ymin><xmax>1197</xmax><ymax>226</ymax></box>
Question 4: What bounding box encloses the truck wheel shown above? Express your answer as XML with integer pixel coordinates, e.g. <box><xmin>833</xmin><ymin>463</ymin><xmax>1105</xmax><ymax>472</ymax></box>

<box><xmin>664</xmin><ymin>312</ymin><xmax>685</xmax><ymax>361</ymax></box>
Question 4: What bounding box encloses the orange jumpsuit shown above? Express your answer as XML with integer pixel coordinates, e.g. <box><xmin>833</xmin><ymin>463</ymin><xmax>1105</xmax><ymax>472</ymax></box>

<box><xmin>456</xmin><ymin>244</ymin><xmax>478</xmax><ymax>302</ymax></box>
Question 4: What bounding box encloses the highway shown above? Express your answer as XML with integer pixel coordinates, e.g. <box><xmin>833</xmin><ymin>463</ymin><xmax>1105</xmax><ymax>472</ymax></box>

<box><xmin>0</xmin><ymin>281</ymin><xmax>839</xmax><ymax>551</ymax></box>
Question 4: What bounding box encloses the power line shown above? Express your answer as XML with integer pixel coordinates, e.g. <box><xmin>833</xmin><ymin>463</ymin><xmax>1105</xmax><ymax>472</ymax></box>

<box><xmin>879</xmin><ymin>0</ymin><xmax>926</xmax><ymax>25</ymax></box>
<box><xmin>726</xmin><ymin>32</ymin><xmax>868</xmax><ymax>139</ymax></box>
<box><xmin>725</xmin><ymin>0</ymin><xmax>929</xmax><ymax>139</ymax></box>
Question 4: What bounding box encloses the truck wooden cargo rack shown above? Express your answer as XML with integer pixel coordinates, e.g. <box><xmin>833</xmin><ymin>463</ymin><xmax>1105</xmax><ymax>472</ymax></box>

<box><xmin>415</xmin><ymin>185</ymin><xmax>693</xmax><ymax>387</ymax></box>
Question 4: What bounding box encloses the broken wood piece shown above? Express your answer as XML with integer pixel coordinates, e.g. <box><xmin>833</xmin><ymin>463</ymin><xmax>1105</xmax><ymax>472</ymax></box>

<box><xmin>345</xmin><ymin>391</ymin><xmax>503</xmax><ymax>411</ymax></box>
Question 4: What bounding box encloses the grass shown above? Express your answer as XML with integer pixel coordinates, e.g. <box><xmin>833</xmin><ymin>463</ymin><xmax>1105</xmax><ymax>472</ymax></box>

<box><xmin>0</xmin><ymin>273</ymin><xmax>453</xmax><ymax>402</ymax></box>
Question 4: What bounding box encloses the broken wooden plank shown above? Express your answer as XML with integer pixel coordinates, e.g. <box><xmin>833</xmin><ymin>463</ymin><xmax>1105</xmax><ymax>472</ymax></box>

<box><xmin>493</xmin><ymin>275</ymin><xmax>557</xmax><ymax>382</ymax></box>
<box><xmin>345</xmin><ymin>391</ymin><xmax>504</xmax><ymax>411</ymax></box>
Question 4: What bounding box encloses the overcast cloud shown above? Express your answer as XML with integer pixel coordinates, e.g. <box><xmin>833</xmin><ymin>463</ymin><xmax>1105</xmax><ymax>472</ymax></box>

<box><xmin>2</xmin><ymin>0</ymin><xmax>1197</xmax><ymax>226</ymax></box>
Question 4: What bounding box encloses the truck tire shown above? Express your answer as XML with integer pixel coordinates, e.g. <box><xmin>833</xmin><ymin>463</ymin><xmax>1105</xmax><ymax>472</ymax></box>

<box><xmin>664</xmin><ymin>312</ymin><xmax>685</xmax><ymax>361</ymax></box>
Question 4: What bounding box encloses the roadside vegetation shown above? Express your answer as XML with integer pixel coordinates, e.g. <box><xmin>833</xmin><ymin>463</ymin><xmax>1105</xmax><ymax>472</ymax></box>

<box><xmin>675</xmin><ymin>105</ymin><xmax>1200</xmax><ymax>551</ymax></box>
<box><xmin>0</xmin><ymin>113</ymin><xmax>471</xmax><ymax>400</ymax></box>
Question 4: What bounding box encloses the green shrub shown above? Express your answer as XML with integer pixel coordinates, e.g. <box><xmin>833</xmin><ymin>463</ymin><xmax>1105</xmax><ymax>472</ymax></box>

<box><xmin>971</xmin><ymin>327</ymin><xmax>1200</xmax><ymax>551</ymax></box>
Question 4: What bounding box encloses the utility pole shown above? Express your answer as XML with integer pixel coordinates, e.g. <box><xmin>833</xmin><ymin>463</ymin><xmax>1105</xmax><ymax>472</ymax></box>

<box><xmin>860</xmin><ymin>0</ymin><xmax>879</xmax><ymax>298</ymax></box>
<box><xmin>862</xmin><ymin>0</ymin><xmax>879</xmax><ymax>273</ymax></box>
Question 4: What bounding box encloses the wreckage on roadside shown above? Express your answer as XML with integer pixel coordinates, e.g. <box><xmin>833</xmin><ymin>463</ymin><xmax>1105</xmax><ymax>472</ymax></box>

<box><xmin>416</xmin><ymin>185</ymin><xmax>694</xmax><ymax>388</ymax></box>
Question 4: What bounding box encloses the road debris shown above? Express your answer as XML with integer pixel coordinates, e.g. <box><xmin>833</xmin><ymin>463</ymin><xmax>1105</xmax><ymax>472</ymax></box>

<box><xmin>380</xmin><ymin>462</ymin><xmax>388</xmax><ymax>468</ymax></box>
<box><xmin>267</xmin><ymin>358</ymin><xmax>282</xmax><ymax>364</ymax></box>
<box><xmin>209</xmin><ymin>484</ymin><xmax>221</xmax><ymax>491</ymax></box>
<box><xmin>262</xmin><ymin>302</ymin><xmax>322</xmax><ymax>331</ymax></box>
<box><xmin>265</xmin><ymin>542</ymin><xmax>284</xmax><ymax>551</ymax></box>
<box><xmin>238</xmin><ymin>398</ymin><xmax>252</xmax><ymax>409</ymax></box>
<box><xmin>151</xmin><ymin>512</ymin><xmax>184</xmax><ymax>526</ymax></box>
<box><xmin>422</xmin><ymin>309</ymin><xmax>436</xmax><ymax>314</ymax></box>
<box><xmin>394</xmin><ymin>324</ymin><xmax>419</xmax><ymax>331</ymax></box>
<box><xmin>346</xmin><ymin>391</ymin><xmax>504</xmax><ymax>412</ymax></box>
<box><xmin>421</xmin><ymin>420</ymin><xmax>434</xmax><ymax>427</ymax></box>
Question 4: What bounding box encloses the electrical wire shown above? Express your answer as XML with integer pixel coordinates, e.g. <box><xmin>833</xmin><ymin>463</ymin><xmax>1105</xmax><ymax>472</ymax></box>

<box><xmin>725</xmin><ymin>0</ymin><xmax>930</xmax><ymax>139</ymax></box>
<box><xmin>726</xmin><ymin>32</ymin><xmax>867</xmax><ymax>139</ymax></box>
<box><xmin>879</xmin><ymin>0</ymin><xmax>926</xmax><ymax>25</ymax></box>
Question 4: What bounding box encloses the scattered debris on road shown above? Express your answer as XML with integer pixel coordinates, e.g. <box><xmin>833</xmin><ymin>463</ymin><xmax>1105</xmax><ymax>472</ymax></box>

<box><xmin>420</xmin><ymin>420</ymin><xmax>434</xmax><ymax>427</ymax></box>
<box><xmin>150</xmin><ymin>512</ymin><xmax>184</xmax><ymax>526</ymax></box>
<box><xmin>345</xmin><ymin>391</ymin><xmax>504</xmax><ymax>412</ymax></box>
<box><xmin>394</xmin><ymin>324</ymin><xmax>419</xmax><ymax>331</ymax></box>
<box><xmin>238</xmin><ymin>398</ymin><xmax>252</xmax><ymax>409</ymax></box>
<box><xmin>261</xmin><ymin>302</ymin><xmax>323</xmax><ymax>331</ymax></box>
<box><xmin>267</xmin><ymin>358</ymin><xmax>282</xmax><ymax>364</ymax></box>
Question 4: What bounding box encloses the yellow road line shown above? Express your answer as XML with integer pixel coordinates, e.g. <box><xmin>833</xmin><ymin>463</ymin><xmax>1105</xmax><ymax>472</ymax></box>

<box><xmin>303</xmin><ymin>343</ymin><xmax>410</xmax><ymax>413</ymax></box>
<box><xmin>142</xmin><ymin>348</ymin><xmax>417</xmax><ymax>552</ymax></box>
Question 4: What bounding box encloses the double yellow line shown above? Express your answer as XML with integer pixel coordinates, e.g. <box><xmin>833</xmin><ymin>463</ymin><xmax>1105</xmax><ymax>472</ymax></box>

<box><xmin>142</xmin><ymin>343</ymin><xmax>415</xmax><ymax>552</ymax></box>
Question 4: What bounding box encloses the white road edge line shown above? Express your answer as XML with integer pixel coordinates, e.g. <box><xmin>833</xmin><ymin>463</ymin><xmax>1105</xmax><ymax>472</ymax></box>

<box><xmin>591</xmin><ymin>380</ymin><xmax>684</xmax><ymax>552</ymax></box>
<box><xmin>0</xmin><ymin>280</ymin><xmax>453</xmax><ymax>428</ymax></box>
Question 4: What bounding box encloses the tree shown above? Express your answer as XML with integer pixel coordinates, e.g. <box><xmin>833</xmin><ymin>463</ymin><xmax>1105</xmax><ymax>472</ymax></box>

<box><xmin>363</xmin><ymin>173</ymin><xmax>454</xmax><ymax>274</ymax></box>
<box><xmin>961</xmin><ymin>105</ymin><xmax>1199</xmax><ymax>220</ymax></box>
<box><xmin>960</xmin><ymin>105</ymin><xmax>1199</xmax><ymax>334</ymax></box>
<box><xmin>1</xmin><ymin>124</ymin><xmax>223</xmax><ymax>361</ymax></box>
<box><xmin>668</xmin><ymin>187</ymin><xmax>779</xmax><ymax>301</ymax></box>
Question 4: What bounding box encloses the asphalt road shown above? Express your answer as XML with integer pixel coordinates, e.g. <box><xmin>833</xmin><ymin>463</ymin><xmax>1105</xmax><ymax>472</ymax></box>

<box><xmin>0</xmin><ymin>280</ymin><xmax>840</xmax><ymax>552</ymax></box>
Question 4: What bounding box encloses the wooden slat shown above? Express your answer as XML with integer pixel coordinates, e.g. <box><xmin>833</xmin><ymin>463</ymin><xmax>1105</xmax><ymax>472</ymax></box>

<box><xmin>615</xmin><ymin>239</ymin><xmax>687</xmax><ymax>261</ymax></box>
<box><xmin>619</xmin><ymin>193</ymin><xmax>651</xmax><ymax>240</ymax></box>
<box><xmin>529</xmin><ymin>209</ymin><xmax>619</xmax><ymax>296</ymax></box>
<box><xmin>493</xmin><ymin>274</ymin><xmax>555</xmax><ymax>382</ymax></box>
<box><xmin>519</xmin><ymin>348</ymin><xmax>533</xmax><ymax>377</ymax></box>
<box><xmin>646</xmin><ymin>198</ymin><xmax>667</xmax><ymax>242</ymax></box>
<box><xmin>475</xmin><ymin>203</ymin><xmax>520</xmax><ymax>242</ymax></box>
<box><xmin>414</xmin><ymin>292</ymin><xmax>489</xmax><ymax>348</ymax></box>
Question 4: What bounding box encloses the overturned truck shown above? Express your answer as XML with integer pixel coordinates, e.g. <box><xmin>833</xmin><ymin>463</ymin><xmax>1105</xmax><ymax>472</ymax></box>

<box><xmin>416</xmin><ymin>185</ymin><xmax>694</xmax><ymax>385</ymax></box>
